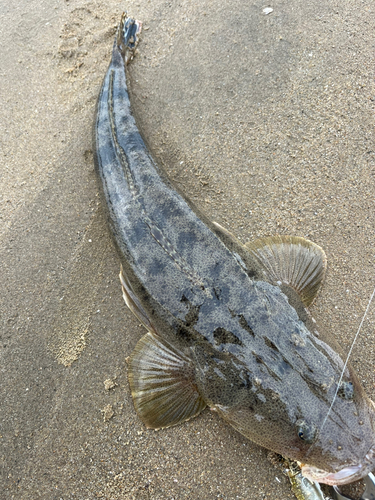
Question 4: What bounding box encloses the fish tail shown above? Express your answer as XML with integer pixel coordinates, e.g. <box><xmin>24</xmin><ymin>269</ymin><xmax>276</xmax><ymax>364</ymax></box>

<box><xmin>116</xmin><ymin>12</ymin><xmax>142</xmax><ymax>65</ymax></box>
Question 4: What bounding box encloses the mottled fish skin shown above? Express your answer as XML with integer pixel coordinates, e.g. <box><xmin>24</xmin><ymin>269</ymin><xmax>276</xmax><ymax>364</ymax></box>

<box><xmin>94</xmin><ymin>14</ymin><xmax>375</xmax><ymax>485</ymax></box>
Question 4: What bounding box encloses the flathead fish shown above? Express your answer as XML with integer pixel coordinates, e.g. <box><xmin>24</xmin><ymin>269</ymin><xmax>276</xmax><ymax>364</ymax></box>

<box><xmin>93</xmin><ymin>13</ymin><xmax>375</xmax><ymax>486</ymax></box>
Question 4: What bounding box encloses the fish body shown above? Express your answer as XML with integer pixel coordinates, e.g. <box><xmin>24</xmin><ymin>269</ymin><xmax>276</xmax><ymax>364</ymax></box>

<box><xmin>94</xmin><ymin>14</ymin><xmax>375</xmax><ymax>486</ymax></box>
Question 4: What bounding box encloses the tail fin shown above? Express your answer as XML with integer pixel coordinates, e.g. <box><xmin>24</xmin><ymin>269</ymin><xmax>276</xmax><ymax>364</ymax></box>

<box><xmin>117</xmin><ymin>12</ymin><xmax>142</xmax><ymax>65</ymax></box>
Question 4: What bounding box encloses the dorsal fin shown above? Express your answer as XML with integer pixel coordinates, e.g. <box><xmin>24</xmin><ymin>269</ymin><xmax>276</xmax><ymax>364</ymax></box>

<box><xmin>245</xmin><ymin>235</ymin><xmax>327</xmax><ymax>306</ymax></box>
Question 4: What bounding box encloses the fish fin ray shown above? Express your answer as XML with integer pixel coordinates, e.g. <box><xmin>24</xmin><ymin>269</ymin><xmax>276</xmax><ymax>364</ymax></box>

<box><xmin>120</xmin><ymin>266</ymin><xmax>157</xmax><ymax>334</ymax></box>
<box><xmin>212</xmin><ymin>221</ymin><xmax>244</xmax><ymax>246</ymax></box>
<box><xmin>128</xmin><ymin>333</ymin><xmax>206</xmax><ymax>429</ymax></box>
<box><xmin>245</xmin><ymin>236</ymin><xmax>327</xmax><ymax>306</ymax></box>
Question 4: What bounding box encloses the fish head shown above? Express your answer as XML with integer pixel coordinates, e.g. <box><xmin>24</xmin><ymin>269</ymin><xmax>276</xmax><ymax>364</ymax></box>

<box><xmin>298</xmin><ymin>375</ymin><xmax>375</xmax><ymax>486</ymax></box>
<box><xmin>189</xmin><ymin>277</ymin><xmax>375</xmax><ymax>487</ymax></box>
<box><xmin>205</xmin><ymin>353</ymin><xmax>375</xmax><ymax>486</ymax></box>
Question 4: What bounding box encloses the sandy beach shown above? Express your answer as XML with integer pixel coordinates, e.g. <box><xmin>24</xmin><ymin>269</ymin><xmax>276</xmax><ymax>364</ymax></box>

<box><xmin>1</xmin><ymin>0</ymin><xmax>375</xmax><ymax>498</ymax></box>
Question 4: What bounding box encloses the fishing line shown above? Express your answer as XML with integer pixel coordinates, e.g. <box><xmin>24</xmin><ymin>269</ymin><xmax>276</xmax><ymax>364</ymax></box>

<box><xmin>318</xmin><ymin>283</ymin><xmax>375</xmax><ymax>437</ymax></box>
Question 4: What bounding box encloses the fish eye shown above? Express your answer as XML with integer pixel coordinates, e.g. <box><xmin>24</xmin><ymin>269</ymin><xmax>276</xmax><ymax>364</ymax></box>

<box><xmin>296</xmin><ymin>419</ymin><xmax>317</xmax><ymax>444</ymax></box>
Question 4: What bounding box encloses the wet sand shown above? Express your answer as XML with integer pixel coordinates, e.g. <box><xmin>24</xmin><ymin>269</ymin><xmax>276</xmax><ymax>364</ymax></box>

<box><xmin>1</xmin><ymin>0</ymin><xmax>375</xmax><ymax>498</ymax></box>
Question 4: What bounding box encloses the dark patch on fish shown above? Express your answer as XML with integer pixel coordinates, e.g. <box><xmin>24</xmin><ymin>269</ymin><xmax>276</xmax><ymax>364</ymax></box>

<box><xmin>238</xmin><ymin>314</ymin><xmax>255</xmax><ymax>337</ymax></box>
<box><xmin>213</xmin><ymin>327</ymin><xmax>243</xmax><ymax>346</ymax></box>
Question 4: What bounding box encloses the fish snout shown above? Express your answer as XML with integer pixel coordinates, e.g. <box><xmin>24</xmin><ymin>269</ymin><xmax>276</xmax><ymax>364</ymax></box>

<box><xmin>301</xmin><ymin>444</ymin><xmax>375</xmax><ymax>486</ymax></box>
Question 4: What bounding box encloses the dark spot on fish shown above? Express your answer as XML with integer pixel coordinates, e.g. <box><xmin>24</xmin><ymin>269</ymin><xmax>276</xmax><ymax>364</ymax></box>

<box><xmin>338</xmin><ymin>381</ymin><xmax>354</xmax><ymax>400</ymax></box>
<box><xmin>185</xmin><ymin>306</ymin><xmax>200</xmax><ymax>326</ymax></box>
<box><xmin>228</xmin><ymin>308</ymin><xmax>236</xmax><ymax>318</ymax></box>
<box><xmin>238</xmin><ymin>315</ymin><xmax>255</xmax><ymax>336</ymax></box>
<box><xmin>247</xmin><ymin>269</ymin><xmax>257</xmax><ymax>279</ymax></box>
<box><xmin>124</xmin><ymin>129</ymin><xmax>147</xmax><ymax>152</ymax></box>
<box><xmin>176</xmin><ymin>229</ymin><xmax>195</xmax><ymax>249</ymax></box>
<box><xmin>176</xmin><ymin>323</ymin><xmax>195</xmax><ymax>342</ymax></box>
<box><xmin>148</xmin><ymin>256</ymin><xmax>167</xmax><ymax>276</ymax></box>
<box><xmin>253</xmin><ymin>352</ymin><xmax>264</xmax><ymax>364</ymax></box>
<box><xmin>264</xmin><ymin>337</ymin><xmax>278</xmax><ymax>351</ymax></box>
<box><xmin>180</xmin><ymin>295</ymin><xmax>201</xmax><ymax>327</ymax></box>
<box><xmin>213</xmin><ymin>327</ymin><xmax>243</xmax><ymax>346</ymax></box>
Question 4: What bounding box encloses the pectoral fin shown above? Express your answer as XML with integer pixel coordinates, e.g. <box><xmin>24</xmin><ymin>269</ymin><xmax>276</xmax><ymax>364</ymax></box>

<box><xmin>128</xmin><ymin>333</ymin><xmax>206</xmax><ymax>429</ymax></box>
<box><xmin>245</xmin><ymin>236</ymin><xmax>327</xmax><ymax>306</ymax></box>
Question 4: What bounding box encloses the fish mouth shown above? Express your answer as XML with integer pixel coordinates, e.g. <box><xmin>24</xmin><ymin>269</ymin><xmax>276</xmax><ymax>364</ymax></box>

<box><xmin>301</xmin><ymin>445</ymin><xmax>375</xmax><ymax>486</ymax></box>
<box><xmin>301</xmin><ymin>463</ymin><xmax>364</xmax><ymax>486</ymax></box>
